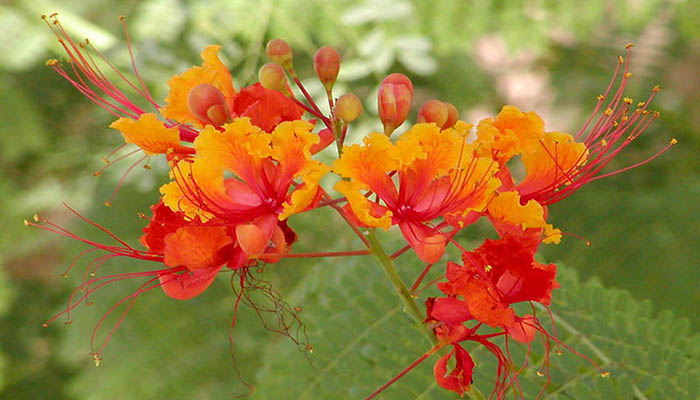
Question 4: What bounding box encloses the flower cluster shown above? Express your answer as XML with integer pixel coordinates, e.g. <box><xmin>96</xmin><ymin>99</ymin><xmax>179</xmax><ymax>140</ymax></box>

<box><xmin>31</xmin><ymin>14</ymin><xmax>675</xmax><ymax>398</ymax></box>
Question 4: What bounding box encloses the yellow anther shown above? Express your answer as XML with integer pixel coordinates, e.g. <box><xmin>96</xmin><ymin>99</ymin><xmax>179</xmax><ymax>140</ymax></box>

<box><xmin>670</xmin><ymin>138</ymin><xmax>678</xmax><ymax>145</ymax></box>
<box><xmin>166</xmin><ymin>148</ymin><xmax>174</xmax><ymax>154</ymax></box>
<box><xmin>305</xmin><ymin>344</ymin><xmax>313</xmax><ymax>353</ymax></box>
<box><xmin>600</xmin><ymin>139</ymin><xmax>607</xmax><ymax>147</ymax></box>
<box><xmin>625</xmin><ymin>43</ymin><xmax>634</xmax><ymax>49</ymax></box>
<box><xmin>604</xmin><ymin>108</ymin><xmax>613</xmax><ymax>116</ymax></box>
<box><xmin>621</xmin><ymin>115</ymin><xmax>629</xmax><ymax>122</ymax></box>
<box><xmin>652</xmin><ymin>85</ymin><xmax>661</xmax><ymax>92</ymax></box>
<box><xmin>23</xmin><ymin>219</ymin><xmax>30</xmax><ymax>227</ymax></box>
<box><xmin>294</xmin><ymin>306</ymin><xmax>302</xmax><ymax>313</ymax></box>
<box><xmin>45</xmin><ymin>59</ymin><xmax>59</xmax><ymax>66</ymax></box>
<box><xmin>637</xmin><ymin>101</ymin><xmax>646</xmax><ymax>107</ymax></box>
<box><xmin>93</xmin><ymin>171</ymin><xmax>101</xmax><ymax>177</ymax></box>
<box><xmin>484</xmin><ymin>265</ymin><xmax>493</xmax><ymax>272</ymax></box>
<box><xmin>101</xmin><ymin>157</ymin><xmax>110</xmax><ymax>164</ymax></box>
<box><xmin>653</xmin><ymin>111</ymin><xmax>660</xmax><ymax>118</ymax></box>
<box><xmin>33</xmin><ymin>214</ymin><xmax>40</xmax><ymax>222</ymax></box>
<box><xmin>624</xmin><ymin>72</ymin><xmax>632</xmax><ymax>79</ymax></box>
<box><xmin>623</xmin><ymin>97</ymin><xmax>633</xmax><ymax>104</ymax></box>
<box><xmin>617</xmin><ymin>55</ymin><xmax>624</xmax><ymax>64</ymax></box>
<box><xmin>92</xmin><ymin>353</ymin><xmax>101</xmax><ymax>367</ymax></box>
<box><xmin>119</xmin><ymin>15</ymin><xmax>125</xmax><ymax>21</ymax></box>
<box><xmin>49</xmin><ymin>12</ymin><xmax>58</xmax><ymax>18</ymax></box>
<box><xmin>596</xmin><ymin>94</ymin><xmax>604</xmax><ymax>101</ymax></box>
<box><xmin>137</xmin><ymin>212</ymin><xmax>146</xmax><ymax>219</ymax></box>
<box><xmin>600</xmin><ymin>371</ymin><xmax>610</xmax><ymax>378</ymax></box>
<box><xmin>143</xmin><ymin>164</ymin><xmax>151</xmax><ymax>170</ymax></box>
<box><xmin>642</xmin><ymin>110</ymin><xmax>649</xmax><ymax>116</ymax></box>
<box><xmin>612</xmin><ymin>121</ymin><xmax>618</xmax><ymax>127</ymax></box>
<box><xmin>536</xmin><ymin>371</ymin><xmax>545</xmax><ymax>377</ymax></box>
<box><xmin>64</xmin><ymin>320</ymin><xmax>72</xmax><ymax>325</ymax></box>
<box><xmin>104</xmin><ymin>201</ymin><xmax>112</xmax><ymax>207</ymax></box>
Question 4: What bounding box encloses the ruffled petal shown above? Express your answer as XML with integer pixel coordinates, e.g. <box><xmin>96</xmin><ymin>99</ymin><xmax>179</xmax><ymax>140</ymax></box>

<box><xmin>162</xmin><ymin>225</ymin><xmax>233</xmax><ymax>270</ymax></box>
<box><xmin>333</xmin><ymin>180</ymin><xmax>392</xmax><ymax>229</ymax></box>
<box><xmin>110</xmin><ymin>113</ymin><xmax>184</xmax><ymax>155</ymax></box>
<box><xmin>159</xmin><ymin>265</ymin><xmax>221</xmax><ymax>300</ymax></box>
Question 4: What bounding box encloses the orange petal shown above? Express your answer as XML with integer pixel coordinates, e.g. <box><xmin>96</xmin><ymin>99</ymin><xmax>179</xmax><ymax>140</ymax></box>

<box><xmin>162</xmin><ymin>225</ymin><xmax>233</xmax><ymax>270</ymax></box>
<box><xmin>110</xmin><ymin>113</ymin><xmax>182</xmax><ymax>155</ymax></box>
<box><xmin>399</xmin><ymin>221</ymin><xmax>446</xmax><ymax>264</ymax></box>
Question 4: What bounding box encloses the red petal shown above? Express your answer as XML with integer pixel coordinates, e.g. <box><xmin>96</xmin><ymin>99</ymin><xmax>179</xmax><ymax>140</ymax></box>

<box><xmin>159</xmin><ymin>265</ymin><xmax>221</xmax><ymax>300</ymax></box>
<box><xmin>433</xmin><ymin>345</ymin><xmax>474</xmax><ymax>395</ymax></box>
<box><xmin>233</xmin><ymin>83</ymin><xmax>304</xmax><ymax>132</ymax></box>
<box><xmin>139</xmin><ymin>201</ymin><xmax>188</xmax><ymax>254</ymax></box>
<box><xmin>431</xmin><ymin>297</ymin><xmax>472</xmax><ymax>325</ymax></box>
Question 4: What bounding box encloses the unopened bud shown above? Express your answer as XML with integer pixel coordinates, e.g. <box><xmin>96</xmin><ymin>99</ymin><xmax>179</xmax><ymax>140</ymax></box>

<box><xmin>187</xmin><ymin>83</ymin><xmax>230</xmax><ymax>126</ymax></box>
<box><xmin>266</xmin><ymin>39</ymin><xmax>293</xmax><ymax>70</ymax></box>
<box><xmin>377</xmin><ymin>73</ymin><xmax>413</xmax><ymax>136</ymax></box>
<box><xmin>417</xmin><ymin>100</ymin><xmax>447</xmax><ymax>127</ymax></box>
<box><xmin>258</xmin><ymin>63</ymin><xmax>288</xmax><ymax>92</ymax></box>
<box><xmin>314</xmin><ymin>46</ymin><xmax>341</xmax><ymax>91</ymax></box>
<box><xmin>335</xmin><ymin>93</ymin><xmax>362</xmax><ymax>123</ymax></box>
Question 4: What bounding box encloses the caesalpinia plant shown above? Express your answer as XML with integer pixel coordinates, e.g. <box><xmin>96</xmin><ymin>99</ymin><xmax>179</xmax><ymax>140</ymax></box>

<box><xmin>28</xmin><ymin>13</ymin><xmax>677</xmax><ymax>399</ymax></box>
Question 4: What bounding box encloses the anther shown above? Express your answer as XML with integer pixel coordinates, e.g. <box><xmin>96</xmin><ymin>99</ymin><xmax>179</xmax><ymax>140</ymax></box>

<box><xmin>45</xmin><ymin>59</ymin><xmax>59</xmax><ymax>66</ymax></box>
<box><xmin>41</xmin><ymin>323</ymin><xmax>48</xmax><ymax>328</ymax></box>
<box><xmin>637</xmin><ymin>101</ymin><xmax>645</xmax><ymax>107</ymax></box>
<box><xmin>33</xmin><ymin>214</ymin><xmax>40</xmax><ymax>222</ymax></box>
<box><xmin>484</xmin><ymin>265</ymin><xmax>493</xmax><ymax>272</ymax></box>
<box><xmin>625</xmin><ymin>43</ymin><xmax>634</xmax><ymax>49</ymax></box>
<box><xmin>64</xmin><ymin>320</ymin><xmax>72</xmax><ymax>325</ymax></box>
<box><xmin>604</xmin><ymin>108</ymin><xmax>613</xmax><ymax>116</ymax></box>
<box><xmin>600</xmin><ymin>371</ymin><xmax>610</xmax><ymax>378</ymax></box>
<box><xmin>596</xmin><ymin>94</ymin><xmax>604</xmax><ymax>101</ymax></box>
<box><xmin>624</xmin><ymin>72</ymin><xmax>632</xmax><ymax>79</ymax></box>
<box><xmin>294</xmin><ymin>306</ymin><xmax>302</xmax><ymax>313</ymax></box>
<box><xmin>670</xmin><ymin>138</ymin><xmax>678</xmax><ymax>145</ymax></box>
<box><xmin>104</xmin><ymin>201</ymin><xmax>112</xmax><ymax>207</ymax></box>
<box><xmin>600</xmin><ymin>139</ymin><xmax>607</xmax><ymax>147</ymax></box>
<box><xmin>92</xmin><ymin>353</ymin><xmax>102</xmax><ymax>367</ymax></box>
<box><xmin>536</xmin><ymin>371</ymin><xmax>544</xmax><ymax>377</ymax></box>
<box><xmin>23</xmin><ymin>219</ymin><xmax>29</xmax><ymax>227</ymax></box>
<box><xmin>143</xmin><ymin>164</ymin><xmax>151</xmax><ymax>170</ymax></box>
<box><xmin>623</xmin><ymin>97</ymin><xmax>633</xmax><ymax>104</ymax></box>
<box><xmin>612</xmin><ymin>121</ymin><xmax>618</xmax><ymax>127</ymax></box>
<box><xmin>119</xmin><ymin>16</ymin><xmax>125</xmax><ymax>21</ymax></box>
<box><xmin>305</xmin><ymin>344</ymin><xmax>313</xmax><ymax>353</ymax></box>
<box><xmin>137</xmin><ymin>212</ymin><xmax>146</xmax><ymax>219</ymax></box>
<box><xmin>652</xmin><ymin>85</ymin><xmax>661</xmax><ymax>92</ymax></box>
<box><xmin>49</xmin><ymin>12</ymin><xmax>58</xmax><ymax>18</ymax></box>
<box><xmin>617</xmin><ymin>56</ymin><xmax>624</xmax><ymax>64</ymax></box>
<box><xmin>93</xmin><ymin>171</ymin><xmax>101</xmax><ymax>177</ymax></box>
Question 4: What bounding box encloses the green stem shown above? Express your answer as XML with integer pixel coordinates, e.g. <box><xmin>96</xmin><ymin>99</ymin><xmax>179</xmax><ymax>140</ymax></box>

<box><xmin>366</xmin><ymin>230</ymin><xmax>436</xmax><ymax>345</ymax></box>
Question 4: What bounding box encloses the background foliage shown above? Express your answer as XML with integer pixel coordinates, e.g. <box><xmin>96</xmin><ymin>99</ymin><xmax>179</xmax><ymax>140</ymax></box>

<box><xmin>1</xmin><ymin>0</ymin><xmax>698</xmax><ymax>398</ymax></box>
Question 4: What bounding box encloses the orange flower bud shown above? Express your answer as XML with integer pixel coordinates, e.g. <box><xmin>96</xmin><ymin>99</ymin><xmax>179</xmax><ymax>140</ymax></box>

<box><xmin>266</xmin><ymin>38</ymin><xmax>293</xmax><ymax>69</ymax></box>
<box><xmin>417</xmin><ymin>100</ymin><xmax>459</xmax><ymax>129</ymax></box>
<box><xmin>258</xmin><ymin>63</ymin><xmax>288</xmax><ymax>92</ymax></box>
<box><xmin>334</xmin><ymin>93</ymin><xmax>362</xmax><ymax>123</ymax></box>
<box><xmin>313</xmin><ymin>46</ymin><xmax>341</xmax><ymax>91</ymax></box>
<box><xmin>377</xmin><ymin>73</ymin><xmax>413</xmax><ymax>135</ymax></box>
<box><xmin>186</xmin><ymin>83</ymin><xmax>230</xmax><ymax>126</ymax></box>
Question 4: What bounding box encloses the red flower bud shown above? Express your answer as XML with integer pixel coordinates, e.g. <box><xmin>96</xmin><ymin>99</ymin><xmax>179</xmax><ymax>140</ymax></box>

<box><xmin>258</xmin><ymin>63</ymin><xmax>288</xmax><ymax>92</ymax></box>
<box><xmin>417</xmin><ymin>100</ymin><xmax>459</xmax><ymax>129</ymax></box>
<box><xmin>313</xmin><ymin>46</ymin><xmax>341</xmax><ymax>91</ymax></box>
<box><xmin>377</xmin><ymin>73</ymin><xmax>413</xmax><ymax>135</ymax></box>
<box><xmin>186</xmin><ymin>83</ymin><xmax>230</xmax><ymax>126</ymax></box>
<box><xmin>334</xmin><ymin>93</ymin><xmax>362</xmax><ymax>123</ymax></box>
<box><xmin>266</xmin><ymin>39</ymin><xmax>293</xmax><ymax>69</ymax></box>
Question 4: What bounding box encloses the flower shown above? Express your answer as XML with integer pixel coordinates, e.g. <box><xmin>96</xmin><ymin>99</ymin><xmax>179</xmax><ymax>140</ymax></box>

<box><xmin>333</xmin><ymin>122</ymin><xmax>499</xmax><ymax>263</ymax></box>
<box><xmin>159</xmin><ymin>118</ymin><xmax>328</xmax><ymax>259</ymax></box>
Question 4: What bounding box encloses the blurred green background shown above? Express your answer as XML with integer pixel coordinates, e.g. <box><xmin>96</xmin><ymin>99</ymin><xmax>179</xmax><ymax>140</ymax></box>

<box><xmin>1</xmin><ymin>0</ymin><xmax>698</xmax><ymax>398</ymax></box>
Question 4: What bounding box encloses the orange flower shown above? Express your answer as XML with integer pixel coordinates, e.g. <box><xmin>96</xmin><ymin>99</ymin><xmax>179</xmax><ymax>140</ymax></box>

<box><xmin>160</xmin><ymin>118</ymin><xmax>328</xmax><ymax>257</ymax></box>
<box><xmin>334</xmin><ymin>122</ymin><xmax>499</xmax><ymax>263</ymax></box>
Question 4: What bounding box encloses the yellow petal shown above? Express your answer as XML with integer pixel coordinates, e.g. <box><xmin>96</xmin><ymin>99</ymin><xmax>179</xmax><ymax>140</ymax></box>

<box><xmin>333</xmin><ymin>180</ymin><xmax>392</xmax><ymax>229</ymax></box>
<box><xmin>487</xmin><ymin>191</ymin><xmax>545</xmax><ymax>230</ymax></box>
<box><xmin>110</xmin><ymin>113</ymin><xmax>181</xmax><ymax>155</ymax></box>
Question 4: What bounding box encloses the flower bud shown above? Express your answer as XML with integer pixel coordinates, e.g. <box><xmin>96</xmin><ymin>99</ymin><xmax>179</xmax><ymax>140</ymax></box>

<box><xmin>313</xmin><ymin>46</ymin><xmax>341</xmax><ymax>91</ymax></box>
<box><xmin>377</xmin><ymin>73</ymin><xmax>413</xmax><ymax>135</ymax></box>
<box><xmin>187</xmin><ymin>83</ymin><xmax>230</xmax><ymax>126</ymax></box>
<box><xmin>258</xmin><ymin>63</ymin><xmax>288</xmax><ymax>92</ymax></box>
<box><xmin>417</xmin><ymin>100</ymin><xmax>459</xmax><ymax>129</ymax></box>
<box><xmin>266</xmin><ymin>39</ymin><xmax>293</xmax><ymax>70</ymax></box>
<box><xmin>334</xmin><ymin>93</ymin><xmax>362</xmax><ymax>123</ymax></box>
